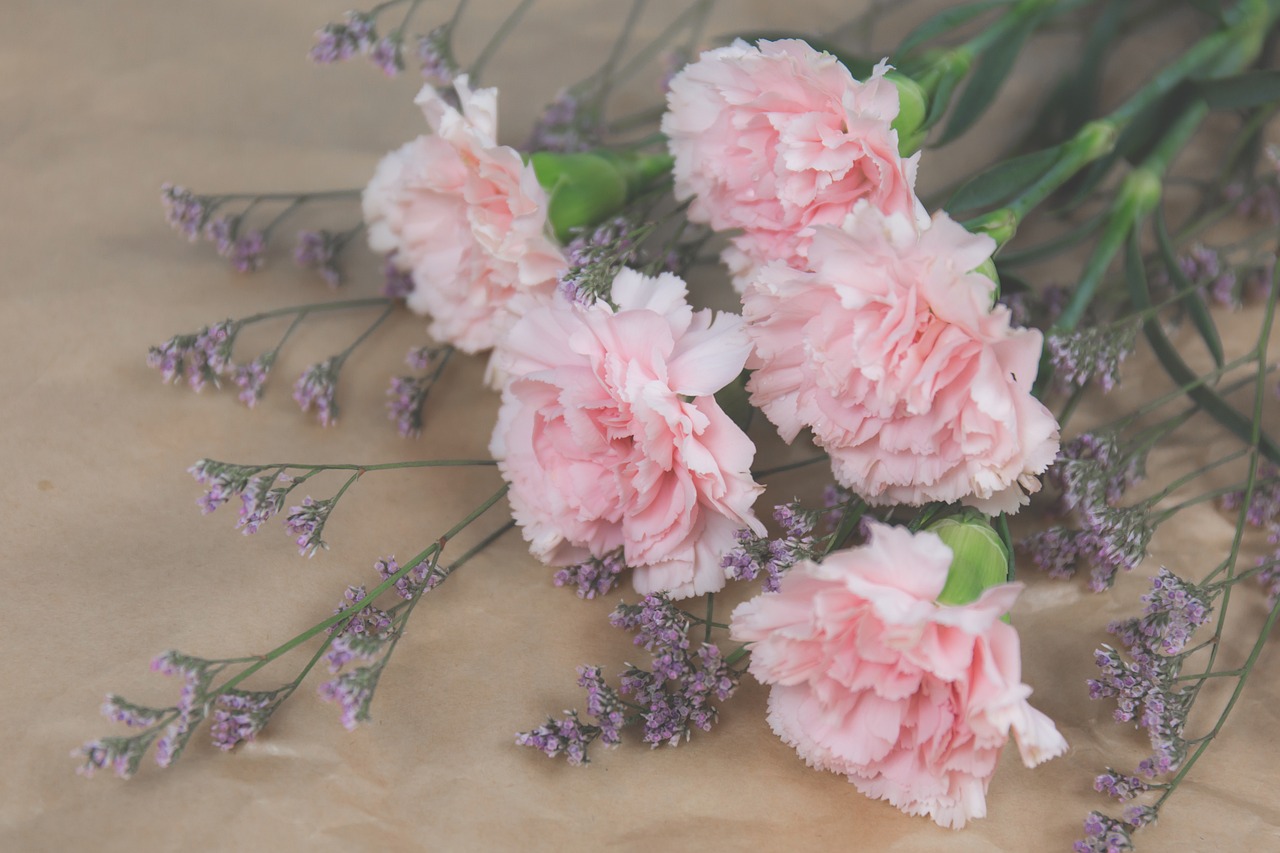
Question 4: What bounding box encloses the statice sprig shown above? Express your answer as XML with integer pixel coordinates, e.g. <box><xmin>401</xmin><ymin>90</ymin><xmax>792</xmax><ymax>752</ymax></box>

<box><xmin>293</xmin><ymin>304</ymin><xmax>396</xmax><ymax>426</ymax></box>
<box><xmin>293</xmin><ymin>224</ymin><xmax>364</xmax><ymax>288</ymax></box>
<box><xmin>311</xmin><ymin>0</ymin><xmax>464</xmax><ymax>79</ymax></box>
<box><xmin>518</xmin><ymin>592</ymin><xmax>743</xmax><ymax>765</ymax></box>
<box><xmin>161</xmin><ymin>185</ymin><xmax>360</xmax><ymax>272</ymax></box>
<box><xmin>189</xmin><ymin>456</ymin><xmax>497</xmax><ymax>552</ymax></box>
<box><xmin>148</xmin><ymin>297</ymin><xmax>392</xmax><ymax>405</ymax></box>
<box><xmin>76</xmin><ymin>486</ymin><xmax>511</xmax><ymax>776</ymax></box>
<box><xmin>386</xmin><ymin>345</ymin><xmax>454</xmax><ymax>438</ymax></box>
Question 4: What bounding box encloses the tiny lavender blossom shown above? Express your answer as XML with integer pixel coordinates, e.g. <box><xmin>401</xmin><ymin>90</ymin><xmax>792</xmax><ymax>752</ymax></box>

<box><xmin>231</xmin><ymin>353</ymin><xmax>275</xmax><ymax>408</ymax></box>
<box><xmin>1047</xmin><ymin>323</ymin><xmax>1138</xmax><ymax>393</ymax></box>
<box><xmin>310</xmin><ymin>11</ymin><xmax>377</xmax><ymax>64</ymax></box>
<box><xmin>370</xmin><ymin>37</ymin><xmax>403</xmax><ymax>77</ymax></box>
<box><xmin>236</xmin><ymin>471</ymin><xmax>290</xmax><ymax>535</ymax></box>
<box><xmin>161</xmin><ymin>183</ymin><xmax>208</xmax><ymax>240</ymax></box>
<box><xmin>553</xmin><ymin>551</ymin><xmax>626</xmax><ymax>599</ymax></box>
<box><xmin>524</xmin><ymin>88</ymin><xmax>604</xmax><ymax>153</ymax></box>
<box><xmin>381</xmin><ymin>254</ymin><xmax>415</xmax><ymax>299</ymax></box>
<box><xmin>294</xmin><ymin>230</ymin><xmax>343</xmax><ymax>287</ymax></box>
<box><xmin>285</xmin><ymin>496</ymin><xmax>334</xmax><ymax>557</ymax></box>
<box><xmin>416</xmin><ymin>26</ymin><xmax>457</xmax><ymax>85</ymax></box>
<box><xmin>1074</xmin><ymin>812</ymin><xmax>1134</xmax><ymax>853</ymax></box>
<box><xmin>721</xmin><ymin>501</ymin><xmax>820</xmax><ymax>592</ymax></box>
<box><xmin>229</xmin><ymin>230</ymin><xmax>266</xmax><ymax>273</ymax></box>
<box><xmin>210</xmin><ymin>691</ymin><xmax>278</xmax><ymax>751</ymax></box>
<box><xmin>292</xmin><ymin>358</ymin><xmax>340</xmax><ymax>426</ymax></box>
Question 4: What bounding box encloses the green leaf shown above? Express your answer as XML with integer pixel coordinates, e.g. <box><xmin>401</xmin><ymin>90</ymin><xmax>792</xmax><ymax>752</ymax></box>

<box><xmin>1124</xmin><ymin>226</ymin><xmax>1280</xmax><ymax>466</ymax></box>
<box><xmin>1193</xmin><ymin>70</ymin><xmax>1280</xmax><ymax>110</ymax></box>
<box><xmin>937</xmin><ymin>10</ymin><xmax>1042</xmax><ymax>145</ymax></box>
<box><xmin>893</xmin><ymin>0</ymin><xmax>1013</xmax><ymax>59</ymax></box>
<box><xmin>1153</xmin><ymin>204</ymin><xmax>1224</xmax><ymax>369</ymax></box>
<box><xmin>922</xmin><ymin>64</ymin><xmax>965</xmax><ymax>131</ymax></box>
<box><xmin>946</xmin><ymin>143</ymin><xmax>1067</xmax><ymax>213</ymax></box>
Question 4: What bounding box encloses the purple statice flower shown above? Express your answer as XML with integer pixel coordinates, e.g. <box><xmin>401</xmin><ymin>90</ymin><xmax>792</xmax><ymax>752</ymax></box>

<box><xmin>1122</xmin><ymin>805</ymin><xmax>1157</xmax><ymax>829</ymax></box>
<box><xmin>329</xmin><ymin>585</ymin><xmax>394</xmax><ymax>639</ymax></box>
<box><xmin>285</xmin><ymin>496</ymin><xmax>334</xmax><ymax>557</ymax></box>
<box><xmin>188</xmin><ymin>459</ymin><xmax>258</xmax><ymax>515</ymax></box>
<box><xmin>160</xmin><ymin>183</ymin><xmax>208</xmax><ymax>240</ymax></box>
<box><xmin>404</xmin><ymin>345</ymin><xmax>440</xmax><ymax>372</ymax></box>
<box><xmin>998</xmin><ymin>290</ymin><xmax>1032</xmax><ymax>327</ymax></box>
<box><xmin>1176</xmin><ymin>242</ymin><xmax>1242</xmax><ymax>308</ymax></box>
<box><xmin>204</xmin><ymin>214</ymin><xmax>238</xmax><ymax>256</ymax></box>
<box><xmin>292</xmin><ymin>358</ymin><xmax>340</xmax><ymax>426</ymax></box>
<box><xmin>375</xmin><ymin>554</ymin><xmax>439</xmax><ymax>600</ymax></box>
<box><xmin>229</xmin><ymin>230</ymin><xmax>266</xmax><ymax>273</ymax></box>
<box><xmin>369</xmin><ymin>37</ymin><xmax>403</xmax><ymax>77</ymax></box>
<box><xmin>231</xmin><ymin>352</ymin><xmax>275</xmax><ymax>408</ymax></box>
<box><xmin>1047</xmin><ymin>323</ymin><xmax>1138</xmax><ymax>393</ymax></box>
<box><xmin>325</xmin><ymin>633</ymin><xmax>388</xmax><ymax>674</ymax></box>
<box><xmin>525</xmin><ymin>87</ymin><xmax>604</xmax><ymax>153</ymax></box>
<box><xmin>319</xmin><ymin>665</ymin><xmax>381</xmax><ymax>731</ymax></box>
<box><xmin>576</xmin><ymin>666</ymin><xmax>625</xmax><ymax>747</ymax></box>
<box><xmin>610</xmin><ymin>594</ymin><xmax>691</xmax><ymax>655</ymax></box>
<box><xmin>1080</xmin><ymin>503</ymin><xmax>1154</xmax><ymax>591</ymax></box>
<box><xmin>722</xmin><ymin>501</ymin><xmax>818</xmax><ymax>592</ymax></box>
<box><xmin>310</xmin><ymin>11</ymin><xmax>377</xmax><ymax>64</ymax></box>
<box><xmin>416</xmin><ymin>26</ymin><xmax>457</xmax><ymax>86</ymax></box>
<box><xmin>209</xmin><ymin>690</ymin><xmax>278</xmax><ymax>751</ymax></box>
<box><xmin>236</xmin><ymin>472</ymin><xmax>290</xmax><ymax>535</ymax></box>
<box><xmin>1074</xmin><ymin>811</ymin><xmax>1134</xmax><ymax>852</ymax></box>
<box><xmin>293</xmin><ymin>230</ymin><xmax>343</xmax><ymax>287</ymax></box>
<box><xmin>386</xmin><ymin>375</ymin><xmax>431</xmax><ymax>438</ymax></box>
<box><xmin>150</xmin><ymin>651</ymin><xmax>214</xmax><ymax>768</ymax></box>
<box><xmin>1051</xmin><ymin>432</ymin><xmax>1148</xmax><ymax>513</ymax></box>
<box><xmin>515</xmin><ymin>711</ymin><xmax>602</xmax><ymax>766</ymax></box>
<box><xmin>1136</xmin><ymin>569</ymin><xmax>1211</xmax><ymax>656</ymax></box>
<box><xmin>617</xmin><ymin>644</ymin><xmax>740</xmax><ymax>749</ymax></box>
<box><xmin>1221</xmin><ymin>463</ymin><xmax>1280</xmax><ymax>528</ymax></box>
<box><xmin>553</xmin><ymin>550</ymin><xmax>625</xmax><ymax>599</ymax></box>
<box><xmin>72</xmin><ymin>736</ymin><xmax>150</xmax><ymax>779</ymax></box>
<box><xmin>381</xmin><ymin>254</ymin><xmax>415</xmax><ymax>299</ymax></box>
<box><xmin>556</xmin><ymin>217</ymin><xmax>645</xmax><ymax>305</ymax></box>
<box><xmin>147</xmin><ymin>320</ymin><xmax>239</xmax><ymax>392</ymax></box>
<box><xmin>100</xmin><ymin>694</ymin><xmax>163</xmax><ymax>729</ymax></box>
<box><xmin>1094</xmin><ymin>769</ymin><xmax>1149</xmax><ymax>802</ymax></box>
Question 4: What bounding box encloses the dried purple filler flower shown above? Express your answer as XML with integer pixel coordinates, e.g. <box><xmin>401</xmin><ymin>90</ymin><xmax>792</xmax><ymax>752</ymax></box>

<box><xmin>231</xmin><ymin>353</ymin><xmax>274</xmax><ymax>408</ymax></box>
<box><xmin>369</xmin><ymin>37</ymin><xmax>403</xmax><ymax>77</ymax></box>
<box><xmin>293</xmin><ymin>358</ymin><xmax>340</xmax><ymax>426</ymax></box>
<box><xmin>554</xmin><ymin>550</ymin><xmax>625</xmax><ymax>599</ymax></box>
<box><xmin>721</xmin><ymin>501</ymin><xmax>819</xmax><ymax>592</ymax></box>
<box><xmin>416</xmin><ymin>25</ymin><xmax>457</xmax><ymax>86</ymax></box>
<box><xmin>294</xmin><ymin>230</ymin><xmax>343</xmax><ymax>287</ymax></box>
<box><xmin>1047</xmin><ymin>323</ymin><xmax>1137</xmax><ymax>393</ymax></box>
<box><xmin>285</xmin><ymin>496</ymin><xmax>334</xmax><ymax>557</ymax></box>
<box><xmin>525</xmin><ymin>88</ymin><xmax>604</xmax><ymax>153</ymax></box>
<box><xmin>161</xmin><ymin>183</ymin><xmax>208</xmax><ymax>240</ymax></box>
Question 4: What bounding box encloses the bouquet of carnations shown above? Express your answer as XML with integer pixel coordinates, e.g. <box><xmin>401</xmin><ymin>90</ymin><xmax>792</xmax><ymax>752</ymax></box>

<box><xmin>77</xmin><ymin>1</ymin><xmax>1280</xmax><ymax>849</ymax></box>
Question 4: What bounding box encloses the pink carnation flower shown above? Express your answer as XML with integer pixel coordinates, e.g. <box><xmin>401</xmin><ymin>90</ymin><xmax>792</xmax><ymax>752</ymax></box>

<box><xmin>743</xmin><ymin>202</ymin><xmax>1060</xmax><ymax>514</ymax></box>
<box><xmin>363</xmin><ymin>75</ymin><xmax>567</xmax><ymax>353</ymax></box>
<box><xmin>489</xmin><ymin>268</ymin><xmax>765</xmax><ymax>599</ymax></box>
<box><xmin>662</xmin><ymin>39</ymin><xmax>923</xmax><ymax>286</ymax></box>
<box><xmin>730</xmin><ymin>522</ymin><xmax>1067</xmax><ymax>829</ymax></box>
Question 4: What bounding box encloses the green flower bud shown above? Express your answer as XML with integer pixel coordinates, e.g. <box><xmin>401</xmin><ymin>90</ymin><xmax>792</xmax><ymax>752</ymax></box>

<box><xmin>886</xmin><ymin>71</ymin><xmax>927</xmax><ymax>156</ymax></box>
<box><xmin>927</xmin><ymin>515</ymin><xmax>1010</xmax><ymax>606</ymax></box>
<box><xmin>972</xmin><ymin>257</ymin><xmax>1000</xmax><ymax>304</ymax></box>
<box><xmin>529</xmin><ymin>150</ymin><xmax>673</xmax><ymax>243</ymax></box>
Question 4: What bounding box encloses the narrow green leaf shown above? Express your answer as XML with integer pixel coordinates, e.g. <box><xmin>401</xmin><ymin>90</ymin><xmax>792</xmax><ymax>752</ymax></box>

<box><xmin>937</xmin><ymin>11</ymin><xmax>1042</xmax><ymax>145</ymax></box>
<box><xmin>922</xmin><ymin>65</ymin><xmax>964</xmax><ymax>131</ymax></box>
<box><xmin>1153</xmin><ymin>204</ymin><xmax>1224</xmax><ymax>369</ymax></box>
<box><xmin>946</xmin><ymin>143</ymin><xmax>1067</xmax><ymax>212</ymax></box>
<box><xmin>1124</xmin><ymin>227</ymin><xmax>1280</xmax><ymax>465</ymax></box>
<box><xmin>1193</xmin><ymin>70</ymin><xmax>1280</xmax><ymax>110</ymax></box>
<box><xmin>997</xmin><ymin>211</ymin><xmax>1107</xmax><ymax>266</ymax></box>
<box><xmin>1059</xmin><ymin>0</ymin><xmax>1131</xmax><ymax>133</ymax></box>
<box><xmin>893</xmin><ymin>0</ymin><xmax>1012</xmax><ymax>59</ymax></box>
<box><xmin>714</xmin><ymin>370</ymin><xmax>753</xmax><ymax>433</ymax></box>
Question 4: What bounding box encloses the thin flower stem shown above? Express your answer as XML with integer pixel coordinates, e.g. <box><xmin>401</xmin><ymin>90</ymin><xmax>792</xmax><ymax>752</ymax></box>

<box><xmin>334</xmin><ymin>304</ymin><xmax>397</xmax><ymax>368</ymax></box>
<box><xmin>212</xmin><ymin>484</ymin><xmax>509</xmax><ymax>696</ymax></box>
<box><xmin>1143</xmin><ymin>448</ymin><xmax>1250</xmax><ymax>510</ymax></box>
<box><xmin>208</xmin><ymin>189</ymin><xmax>361</xmax><ymax>204</ymax></box>
<box><xmin>254</xmin><ymin>459</ymin><xmax>497</xmax><ymax>473</ymax></box>
<box><xmin>723</xmin><ymin>643</ymin><xmax>750</xmax><ymax>667</ymax></box>
<box><xmin>753</xmin><ymin>455</ymin><xmax>829</xmax><ymax>478</ymax></box>
<box><xmin>469</xmin><ymin>0</ymin><xmax>538</xmax><ymax>84</ymax></box>
<box><xmin>390</xmin><ymin>0</ymin><xmax>426</xmax><ymax>38</ymax></box>
<box><xmin>1154</xmin><ymin>475</ymin><xmax>1276</xmax><ymax>521</ymax></box>
<box><xmin>607</xmin><ymin>0</ymin><xmax>714</xmax><ymax>91</ymax></box>
<box><xmin>704</xmin><ymin>594</ymin><xmax>715</xmax><ymax>644</ymax></box>
<box><xmin>595</xmin><ymin>0</ymin><xmax>649</xmax><ymax>105</ymax></box>
<box><xmin>447</xmin><ymin>0</ymin><xmax>469</xmax><ymax>31</ymax></box>
<box><xmin>239</xmin><ymin>297</ymin><xmax>393</xmax><ymax>327</ymax></box>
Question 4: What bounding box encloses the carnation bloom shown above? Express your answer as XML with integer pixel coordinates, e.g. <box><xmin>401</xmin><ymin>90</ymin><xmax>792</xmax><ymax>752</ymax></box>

<box><xmin>730</xmin><ymin>522</ymin><xmax>1067</xmax><ymax>829</ymax></box>
<box><xmin>662</xmin><ymin>39</ymin><xmax>923</xmax><ymax>286</ymax></box>
<box><xmin>743</xmin><ymin>202</ymin><xmax>1060</xmax><ymax>514</ymax></box>
<box><xmin>489</xmin><ymin>268</ymin><xmax>765</xmax><ymax>599</ymax></box>
<box><xmin>363</xmin><ymin>75</ymin><xmax>567</xmax><ymax>353</ymax></box>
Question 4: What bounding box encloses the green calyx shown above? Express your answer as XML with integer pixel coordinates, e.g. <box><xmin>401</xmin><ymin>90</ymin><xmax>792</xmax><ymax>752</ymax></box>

<box><xmin>530</xmin><ymin>150</ymin><xmax>674</xmax><ymax>243</ymax></box>
<box><xmin>927</xmin><ymin>515</ymin><xmax>1010</xmax><ymax>606</ymax></box>
<box><xmin>887</xmin><ymin>71</ymin><xmax>928</xmax><ymax>156</ymax></box>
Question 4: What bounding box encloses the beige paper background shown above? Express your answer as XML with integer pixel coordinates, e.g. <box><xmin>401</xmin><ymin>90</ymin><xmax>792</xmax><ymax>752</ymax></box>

<box><xmin>3</xmin><ymin>1</ymin><xmax>1279</xmax><ymax>850</ymax></box>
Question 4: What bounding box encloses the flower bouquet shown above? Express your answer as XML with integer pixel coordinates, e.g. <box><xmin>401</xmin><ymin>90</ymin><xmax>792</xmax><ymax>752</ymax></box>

<box><xmin>64</xmin><ymin>0</ymin><xmax>1280</xmax><ymax>849</ymax></box>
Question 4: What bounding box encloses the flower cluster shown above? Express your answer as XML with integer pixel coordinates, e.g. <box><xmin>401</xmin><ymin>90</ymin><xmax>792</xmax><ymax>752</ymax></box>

<box><xmin>161</xmin><ymin>185</ymin><xmax>266</xmax><ymax>272</ymax></box>
<box><xmin>490</xmin><ymin>268</ymin><xmax>764</xmax><ymax>599</ymax></box>
<box><xmin>519</xmin><ymin>594</ymin><xmax>740</xmax><ymax>765</ymax></box>
<box><xmin>147</xmin><ymin>320</ymin><xmax>238</xmax><ymax>391</ymax></box>
<box><xmin>731</xmin><ymin>522</ymin><xmax>1067</xmax><ymax>829</ymax></box>
<box><xmin>556</xmin><ymin>216</ymin><xmax>648</xmax><ymax>306</ymax></box>
<box><xmin>553</xmin><ymin>550</ymin><xmax>626</xmax><ymax>599</ymax></box>
<box><xmin>363</xmin><ymin>76</ymin><xmax>567</xmax><ymax>353</ymax></box>
<box><xmin>721</xmin><ymin>501</ymin><xmax>821</xmax><ymax>592</ymax></box>
<box><xmin>1046</xmin><ymin>323</ymin><xmax>1138</xmax><ymax>393</ymax></box>
<box><xmin>293</xmin><ymin>230</ymin><xmax>345</xmax><ymax>287</ymax></box>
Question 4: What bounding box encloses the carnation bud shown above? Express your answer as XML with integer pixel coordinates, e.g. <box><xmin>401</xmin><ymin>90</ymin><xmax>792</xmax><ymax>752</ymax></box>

<box><xmin>927</xmin><ymin>515</ymin><xmax>1010</xmax><ymax>606</ymax></box>
<box><xmin>886</xmin><ymin>71</ymin><xmax>927</xmax><ymax>155</ymax></box>
<box><xmin>530</xmin><ymin>150</ymin><xmax>673</xmax><ymax>243</ymax></box>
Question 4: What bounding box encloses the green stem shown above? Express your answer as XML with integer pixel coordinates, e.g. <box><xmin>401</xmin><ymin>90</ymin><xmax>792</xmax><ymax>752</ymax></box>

<box><xmin>469</xmin><ymin>0</ymin><xmax>538</xmax><ymax>84</ymax></box>
<box><xmin>208</xmin><ymin>189</ymin><xmax>361</xmax><ymax>204</ymax></box>
<box><xmin>333</xmin><ymin>304</ymin><xmax>396</xmax><ymax>368</ymax></box>
<box><xmin>595</xmin><ymin>0</ymin><xmax>649</xmax><ymax>104</ymax></box>
<box><xmin>704</xmin><ymin>593</ymin><xmax>715</xmax><ymax>644</ymax></box>
<box><xmin>213</xmin><ymin>485</ymin><xmax>509</xmax><ymax>695</ymax></box>
<box><xmin>239</xmin><ymin>297</ymin><xmax>392</xmax><ymax>328</ymax></box>
<box><xmin>753</xmin><ymin>455</ymin><xmax>829</xmax><ymax>478</ymax></box>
